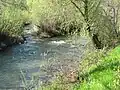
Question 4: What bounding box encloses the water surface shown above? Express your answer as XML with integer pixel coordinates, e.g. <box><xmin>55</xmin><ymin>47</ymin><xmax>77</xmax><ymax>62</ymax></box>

<box><xmin>0</xmin><ymin>36</ymin><xmax>88</xmax><ymax>90</ymax></box>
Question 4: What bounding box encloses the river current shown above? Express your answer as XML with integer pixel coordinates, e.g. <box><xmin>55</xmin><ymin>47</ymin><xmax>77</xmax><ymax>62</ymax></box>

<box><xmin>0</xmin><ymin>26</ymin><xmax>88</xmax><ymax>90</ymax></box>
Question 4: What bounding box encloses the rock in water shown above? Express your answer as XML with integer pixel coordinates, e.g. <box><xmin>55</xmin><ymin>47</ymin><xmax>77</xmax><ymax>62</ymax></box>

<box><xmin>50</xmin><ymin>40</ymin><xmax>66</xmax><ymax>45</ymax></box>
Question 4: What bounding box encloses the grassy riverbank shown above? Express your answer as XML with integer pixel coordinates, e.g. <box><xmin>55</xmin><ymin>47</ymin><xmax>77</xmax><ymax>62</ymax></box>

<box><xmin>75</xmin><ymin>46</ymin><xmax>120</xmax><ymax>90</ymax></box>
<box><xmin>40</xmin><ymin>45</ymin><xmax>120</xmax><ymax>90</ymax></box>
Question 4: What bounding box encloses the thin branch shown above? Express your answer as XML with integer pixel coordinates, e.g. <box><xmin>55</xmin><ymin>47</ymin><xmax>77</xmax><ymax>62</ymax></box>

<box><xmin>102</xmin><ymin>8</ymin><xmax>108</xmax><ymax>16</ymax></box>
<box><xmin>70</xmin><ymin>0</ymin><xmax>85</xmax><ymax>17</ymax></box>
<box><xmin>115</xmin><ymin>3</ymin><xmax>120</xmax><ymax>25</ymax></box>
<box><xmin>93</xmin><ymin>0</ymin><xmax>101</xmax><ymax>14</ymax></box>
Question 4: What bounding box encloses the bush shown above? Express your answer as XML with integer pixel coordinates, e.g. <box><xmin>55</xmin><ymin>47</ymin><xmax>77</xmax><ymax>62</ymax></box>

<box><xmin>27</xmin><ymin>0</ymin><xmax>83</xmax><ymax>37</ymax></box>
<box><xmin>0</xmin><ymin>0</ymin><xmax>29</xmax><ymax>36</ymax></box>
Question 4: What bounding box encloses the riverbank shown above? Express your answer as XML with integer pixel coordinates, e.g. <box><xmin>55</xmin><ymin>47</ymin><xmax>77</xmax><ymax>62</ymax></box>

<box><xmin>0</xmin><ymin>32</ymin><xmax>25</xmax><ymax>51</ymax></box>
<box><xmin>40</xmin><ymin>45</ymin><xmax>120</xmax><ymax>90</ymax></box>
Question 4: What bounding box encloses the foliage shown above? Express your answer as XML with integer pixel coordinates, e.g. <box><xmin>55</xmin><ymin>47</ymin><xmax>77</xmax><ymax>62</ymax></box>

<box><xmin>74</xmin><ymin>46</ymin><xmax>120</xmax><ymax>90</ymax></box>
<box><xmin>0</xmin><ymin>0</ymin><xmax>29</xmax><ymax>36</ymax></box>
<box><xmin>0</xmin><ymin>0</ymin><xmax>120</xmax><ymax>89</ymax></box>
<box><xmin>70</xmin><ymin>0</ymin><xmax>120</xmax><ymax>48</ymax></box>
<box><xmin>27</xmin><ymin>0</ymin><xmax>83</xmax><ymax>36</ymax></box>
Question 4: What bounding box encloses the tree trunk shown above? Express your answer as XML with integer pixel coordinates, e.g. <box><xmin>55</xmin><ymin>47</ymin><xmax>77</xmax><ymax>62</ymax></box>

<box><xmin>92</xmin><ymin>34</ymin><xmax>103</xmax><ymax>49</ymax></box>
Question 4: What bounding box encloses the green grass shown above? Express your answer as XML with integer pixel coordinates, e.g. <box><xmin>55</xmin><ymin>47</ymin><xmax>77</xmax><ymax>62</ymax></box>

<box><xmin>74</xmin><ymin>46</ymin><xmax>120</xmax><ymax>90</ymax></box>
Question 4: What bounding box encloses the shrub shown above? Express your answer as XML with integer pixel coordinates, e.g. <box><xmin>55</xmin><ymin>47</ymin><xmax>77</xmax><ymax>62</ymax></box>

<box><xmin>27</xmin><ymin>0</ymin><xmax>83</xmax><ymax>36</ymax></box>
<box><xmin>0</xmin><ymin>0</ymin><xmax>29</xmax><ymax>36</ymax></box>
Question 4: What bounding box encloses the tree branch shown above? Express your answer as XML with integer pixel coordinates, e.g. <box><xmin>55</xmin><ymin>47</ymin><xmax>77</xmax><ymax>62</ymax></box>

<box><xmin>70</xmin><ymin>0</ymin><xmax>85</xmax><ymax>17</ymax></box>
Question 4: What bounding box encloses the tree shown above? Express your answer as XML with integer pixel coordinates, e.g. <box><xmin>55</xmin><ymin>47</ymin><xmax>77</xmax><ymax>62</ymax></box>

<box><xmin>103</xmin><ymin>0</ymin><xmax>120</xmax><ymax>37</ymax></box>
<box><xmin>70</xmin><ymin>0</ymin><xmax>103</xmax><ymax>49</ymax></box>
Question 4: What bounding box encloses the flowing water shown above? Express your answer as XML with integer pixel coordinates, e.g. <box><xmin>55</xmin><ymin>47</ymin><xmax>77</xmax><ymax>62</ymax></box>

<box><xmin>0</xmin><ymin>25</ymin><xmax>88</xmax><ymax>90</ymax></box>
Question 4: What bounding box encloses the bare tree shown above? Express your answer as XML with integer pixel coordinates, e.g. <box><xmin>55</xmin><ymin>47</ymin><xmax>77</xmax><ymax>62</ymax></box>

<box><xmin>103</xmin><ymin>0</ymin><xmax>120</xmax><ymax>37</ymax></box>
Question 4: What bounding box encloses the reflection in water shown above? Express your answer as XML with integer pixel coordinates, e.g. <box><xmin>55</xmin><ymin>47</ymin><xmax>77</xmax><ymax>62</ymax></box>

<box><xmin>0</xmin><ymin>36</ymin><xmax>87</xmax><ymax>89</ymax></box>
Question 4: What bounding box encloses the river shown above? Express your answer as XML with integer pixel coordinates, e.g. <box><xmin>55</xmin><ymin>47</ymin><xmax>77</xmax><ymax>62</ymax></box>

<box><xmin>0</xmin><ymin>26</ymin><xmax>88</xmax><ymax>90</ymax></box>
